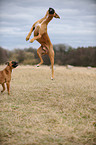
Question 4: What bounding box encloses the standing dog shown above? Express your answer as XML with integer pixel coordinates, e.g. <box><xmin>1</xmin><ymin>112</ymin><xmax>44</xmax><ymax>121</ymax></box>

<box><xmin>26</xmin><ymin>8</ymin><xmax>60</xmax><ymax>79</ymax></box>
<box><xmin>0</xmin><ymin>61</ymin><xmax>18</xmax><ymax>95</ymax></box>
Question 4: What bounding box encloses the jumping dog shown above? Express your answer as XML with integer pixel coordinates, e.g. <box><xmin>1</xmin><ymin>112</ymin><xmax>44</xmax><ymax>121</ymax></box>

<box><xmin>26</xmin><ymin>8</ymin><xmax>60</xmax><ymax>79</ymax></box>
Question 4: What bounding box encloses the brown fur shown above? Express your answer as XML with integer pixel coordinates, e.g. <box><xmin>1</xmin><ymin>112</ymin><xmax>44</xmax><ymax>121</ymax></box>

<box><xmin>0</xmin><ymin>61</ymin><xmax>18</xmax><ymax>95</ymax></box>
<box><xmin>26</xmin><ymin>8</ymin><xmax>60</xmax><ymax>79</ymax></box>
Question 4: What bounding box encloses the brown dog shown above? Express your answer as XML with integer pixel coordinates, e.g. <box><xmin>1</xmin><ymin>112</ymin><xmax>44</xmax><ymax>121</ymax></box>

<box><xmin>0</xmin><ymin>61</ymin><xmax>18</xmax><ymax>95</ymax></box>
<box><xmin>26</xmin><ymin>8</ymin><xmax>60</xmax><ymax>79</ymax></box>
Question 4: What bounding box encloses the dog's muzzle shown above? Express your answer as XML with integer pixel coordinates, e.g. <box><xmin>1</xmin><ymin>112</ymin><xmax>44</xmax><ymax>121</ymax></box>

<box><xmin>12</xmin><ymin>61</ymin><xmax>18</xmax><ymax>68</ymax></box>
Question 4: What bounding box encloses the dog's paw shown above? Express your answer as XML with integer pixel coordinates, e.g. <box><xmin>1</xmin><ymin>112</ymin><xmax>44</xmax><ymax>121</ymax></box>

<box><xmin>1</xmin><ymin>90</ymin><xmax>3</xmax><ymax>93</ymax></box>
<box><xmin>26</xmin><ymin>36</ymin><xmax>30</xmax><ymax>41</ymax></box>
<box><xmin>51</xmin><ymin>77</ymin><xmax>54</xmax><ymax>80</ymax></box>
<box><xmin>36</xmin><ymin>64</ymin><xmax>40</xmax><ymax>67</ymax></box>
<box><xmin>29</xmin><ymin>39</ymin><xmax>34</xmax><ymax>43</ymax></box>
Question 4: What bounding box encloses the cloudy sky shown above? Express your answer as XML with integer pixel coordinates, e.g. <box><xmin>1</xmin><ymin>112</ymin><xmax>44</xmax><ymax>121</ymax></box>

<box><xmin>0</xmin><ymin>0</ymin><xmax>96</xmax><ymax>50</ymax></box>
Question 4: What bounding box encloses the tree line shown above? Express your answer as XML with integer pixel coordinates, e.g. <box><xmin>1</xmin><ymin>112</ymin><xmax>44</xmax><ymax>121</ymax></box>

<box><xmin>0</xmin><ymin>44</ymin><xmax>96</xmax><ymax>67</ymax></box>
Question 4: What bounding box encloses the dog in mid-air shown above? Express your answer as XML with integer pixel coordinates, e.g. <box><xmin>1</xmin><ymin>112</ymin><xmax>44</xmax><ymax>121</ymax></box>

<box><xmin>0</xmin><ymin>61</ymin><xmax>18</xmax><ymax>95</ymax></box>
<box><xmin>26</xmin><ymin>8</ymin><xmax>60</xmax><ymax>79</ymax></box>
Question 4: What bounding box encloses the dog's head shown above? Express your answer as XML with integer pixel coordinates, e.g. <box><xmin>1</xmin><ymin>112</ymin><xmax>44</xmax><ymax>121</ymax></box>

<box><xmin>5</xmin><ymin>61</ymin><xmax>18</xmax><ymax>69</ymax></box>
<box><xmin>48</xmin><ymin>8</ymin><xmax>60</xmax><ymax>19</ymax></box>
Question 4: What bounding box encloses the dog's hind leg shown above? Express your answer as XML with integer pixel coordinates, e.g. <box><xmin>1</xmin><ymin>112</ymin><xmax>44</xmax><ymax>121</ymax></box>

<box><xmin>49</xmin><ymin>46</ymin><xmax>54</xmax><ymax>80</ymax></box>
<box><xmin>1</xmin><ymin>83</ymin><xmax>5</xmax><ymax>93</ymax></box>
<box><xmin>36</xmin><ymin>46</ymin><xmax>48</xmax><ymax>67</ymax></box>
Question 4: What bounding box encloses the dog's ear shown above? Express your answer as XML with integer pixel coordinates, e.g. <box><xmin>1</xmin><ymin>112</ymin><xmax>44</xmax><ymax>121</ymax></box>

<box><xmin>5</xmin><ymin>61</ymin><xmax>9</xmax><ymax>66</ymax></box>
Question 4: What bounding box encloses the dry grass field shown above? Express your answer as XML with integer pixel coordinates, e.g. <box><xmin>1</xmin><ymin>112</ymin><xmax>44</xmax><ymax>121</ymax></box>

<box><xmin>0</xmin><ymin>65</ymin><xmax>96</xmax><ymax>145</ymax></box>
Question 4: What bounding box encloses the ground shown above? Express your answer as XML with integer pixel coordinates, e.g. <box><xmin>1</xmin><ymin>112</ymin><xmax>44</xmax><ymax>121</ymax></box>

<box><xmin>0</xmin><ymin>65</ymin><xmax>96</xmax><ymax>145</ymax></box>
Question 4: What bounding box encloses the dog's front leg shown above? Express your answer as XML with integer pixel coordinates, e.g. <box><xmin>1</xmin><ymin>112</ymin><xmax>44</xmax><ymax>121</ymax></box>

<box><xmin>26</xmin><ymin>26</ymin><xmax>34</xmax><ymax>41</ymax></box>
<box><xmin>1</xmin><ymin>83</ymin><xmax>5</xmax><ymax>93</ymax></box>
<box><xmin>29</xmin><ymin>34</ymin><xmax>41</xmax><ymax>43</ymax></box>
<box><xmin>6</xmin><ymin>82</ymin><xmax>10</xmax><ymax>95</ymax></box>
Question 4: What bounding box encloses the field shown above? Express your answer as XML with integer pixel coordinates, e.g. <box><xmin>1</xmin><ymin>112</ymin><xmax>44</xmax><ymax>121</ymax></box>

<box><xmin>0</xmin><ymin>65</ymin><xmax>96</xmax><ymax>145</ymax></box>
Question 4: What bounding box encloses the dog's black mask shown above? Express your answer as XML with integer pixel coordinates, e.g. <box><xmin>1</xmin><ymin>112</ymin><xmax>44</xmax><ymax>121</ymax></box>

<box><xmin>12</xmin><ymin>61</ymin><xmax>18</xmax><ymax>68</ymax></box>
<box><xmin>49</xmin><ymin>8</ymin><xmax>55</xmax><ymax>14</ymax></box>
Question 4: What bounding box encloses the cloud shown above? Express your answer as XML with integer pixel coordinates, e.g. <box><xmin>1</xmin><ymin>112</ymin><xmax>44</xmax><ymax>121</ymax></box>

<box><xmin>0</xmin><ymin>0</ymin><xmax>96</xmax><ymax>49</ymax></box>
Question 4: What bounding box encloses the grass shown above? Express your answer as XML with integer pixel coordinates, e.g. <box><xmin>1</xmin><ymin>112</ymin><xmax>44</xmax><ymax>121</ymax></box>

<box><xmin>0</xmin><ymin>65</ymin><xmax>96</xmax><ymax>145</ymax></box>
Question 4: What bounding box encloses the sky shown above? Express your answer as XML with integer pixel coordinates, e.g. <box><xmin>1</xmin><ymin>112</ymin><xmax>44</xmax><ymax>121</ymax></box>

<box><xmin>0</xmin><ymin>0</ymin><xmax>96</xmax><ymax>50</ymax></box>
